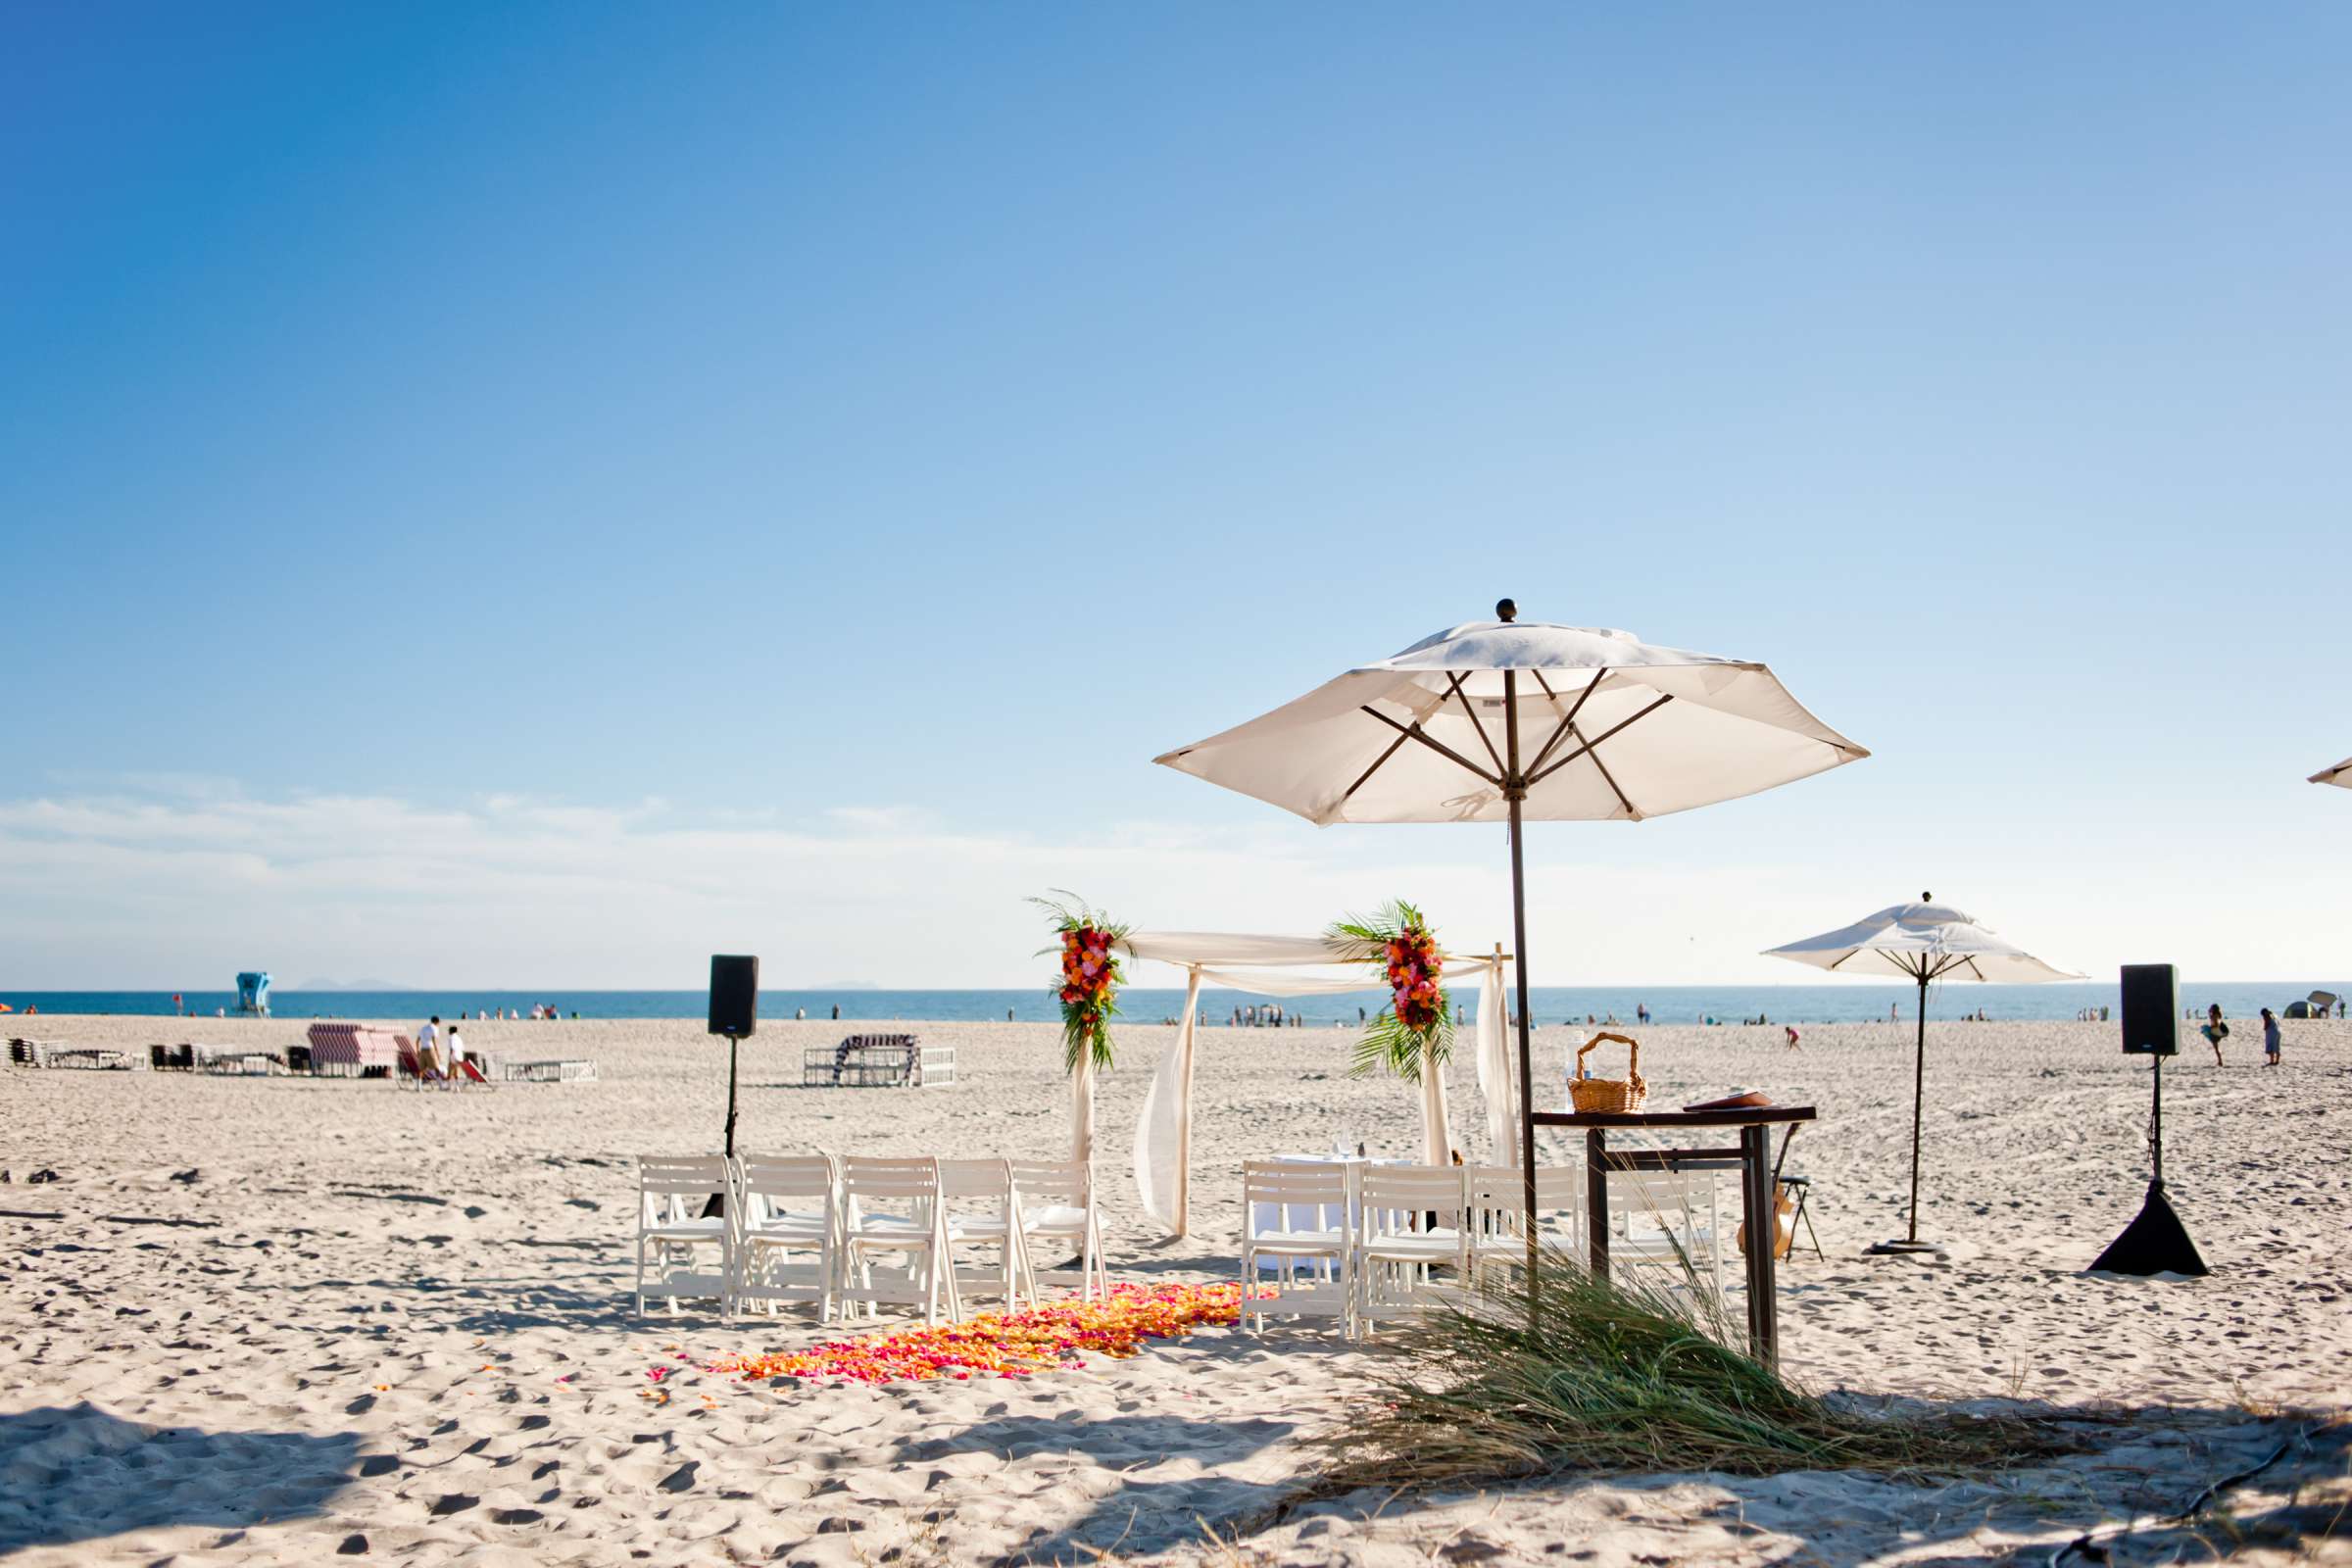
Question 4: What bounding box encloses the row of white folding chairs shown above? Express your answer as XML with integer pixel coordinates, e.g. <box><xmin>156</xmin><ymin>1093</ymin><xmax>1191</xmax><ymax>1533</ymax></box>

<box><xmin>635</xmin><ymin>1152</ymin><xmax>1108</xmax><ymax>1324</ymax></box>
<box><xmin>1240</xmin><ymin>1160</ymin><xmax>1720</xmax><ymax>1336</ymax></box>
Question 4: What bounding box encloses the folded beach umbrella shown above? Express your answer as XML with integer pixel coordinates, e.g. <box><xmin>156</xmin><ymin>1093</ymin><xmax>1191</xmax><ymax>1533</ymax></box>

<box><xmin>2311</xmin><ymin>757</ymin><xmax>2351</xmax><ymax>789</ymax></box>
<box><xmin>1764</xmin><ymin>895</ymin><xmax>2080</xmax><ymax>1255</ymax></box>
<box><xmin>1156</xmin><ymin>600</ymin><xmax>1868</xmax><ymax>1250</ymax></box>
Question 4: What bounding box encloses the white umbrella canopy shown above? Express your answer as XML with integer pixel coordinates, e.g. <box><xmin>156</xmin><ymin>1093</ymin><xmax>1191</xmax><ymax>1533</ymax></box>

<box><xmin>2311</xmin><ymin>757</ymin><xmax>2351</xmax><ymax>789</ymax></box>
<box><xmin>1765</xmin><ymin>895</ymin><xmax>2082</xmax><ymax>1254</ymax></box>
<box><xmin>1157</xmin><ymin>617</ymin><xmax>1868</xmax><ymax>825</ymax></box>
<box><xmin>1763</xmin><ymin>898</ymin><xmax>2082</xmax><ymax>985</ymax></box>
<box><xmin>1156</xmin><ymin>601</ymin><xmax>1870</xmax><ymax>1256</ymax></box>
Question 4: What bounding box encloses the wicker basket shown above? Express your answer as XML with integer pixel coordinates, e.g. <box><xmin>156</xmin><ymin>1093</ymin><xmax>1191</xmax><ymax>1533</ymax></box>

<box><xmin>1569</xmin><ymin>1031</ymin><xmax>1647</xmax><ymax>1113</ymax></box>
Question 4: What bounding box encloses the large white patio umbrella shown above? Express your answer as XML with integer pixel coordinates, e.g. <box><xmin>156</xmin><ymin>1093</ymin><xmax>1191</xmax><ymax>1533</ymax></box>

<box><xmin>2310</xmin><ymin>757</ymin><xmax>2351</xmax><ymax>788</ymax></box>
<box><xmin>1156</xmin><ymin>601</ymin><xmax>1869</xmax><ymax>1251</ymax></box>
<box><xmin>1764</xmin><ymin>894</ymin><xmax>2081</xmax><ymax>1254</ymax></box>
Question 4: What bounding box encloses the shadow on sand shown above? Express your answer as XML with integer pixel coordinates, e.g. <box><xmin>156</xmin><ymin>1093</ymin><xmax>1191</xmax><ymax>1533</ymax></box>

<box><xmin>0</xmin><ymin>1403</ymin><xmax>359</xmax><ymax>1553</ymax></box>
<box><xmin>893</xmin><ymin>1406</ymin><xmax>1302</xmax><ymax>1564</ymax></box>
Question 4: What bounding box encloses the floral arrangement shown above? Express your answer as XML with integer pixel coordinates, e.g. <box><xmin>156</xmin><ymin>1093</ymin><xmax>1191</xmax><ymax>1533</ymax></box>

<box><xmin>1328</xmin><ymin>899</ymin><xmax>1454</xmax><ymax>1081</ymax></box>
<box><xmin>1031</xmin><ymin>890</ymin><xmax>1129</xmax><ymax>1073</ymax></box>
<box><xmin>700</xmin><ymin>1282</ymin><xmax>1266</xmax><ymax>1385</ymax></box>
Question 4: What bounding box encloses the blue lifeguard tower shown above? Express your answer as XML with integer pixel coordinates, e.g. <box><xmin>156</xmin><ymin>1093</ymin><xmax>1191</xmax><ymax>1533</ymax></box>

<box><xmin>236</xmin><ymin>971</ymin><xmax>272</xmax><ymax>1016</ymax></box>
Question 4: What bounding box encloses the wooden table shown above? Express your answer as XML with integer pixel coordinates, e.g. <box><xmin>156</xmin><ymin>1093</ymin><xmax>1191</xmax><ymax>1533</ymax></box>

<box><xmin>1530</xmin><ymin>1105</ymin><xmax>1817</xmax><ymax>1366</ymax></box>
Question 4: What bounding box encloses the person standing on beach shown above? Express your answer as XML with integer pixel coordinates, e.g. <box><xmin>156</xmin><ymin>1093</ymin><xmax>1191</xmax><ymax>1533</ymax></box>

<box><xmin>2261</xmin><ymin>1007</ymin><xmax>2280</xmax><ymax>1066</ymax></box>
<box><xmin>2200</xmin><ymin>1003</ymin><xmax>2229</xmax><ymax>1065</ymax></box>
<box><xmin>417</xmin><ymin>1015</ymin><xmax>442</xmax><ymax>1075</ymax></box>
<box><xmin>444</xmin><ymin>1021</ymin><xmax>466</xmax><ymax>1078</ymax></box>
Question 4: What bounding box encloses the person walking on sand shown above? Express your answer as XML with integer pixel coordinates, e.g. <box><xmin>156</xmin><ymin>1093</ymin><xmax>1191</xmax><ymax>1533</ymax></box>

<box><xmin>2200</xmin><ymin>1003</ymin><xmax>2229</xmax><ymax>1065</ymax></box>
<box><xmin>417</xmin><ymin>1015</ymin><xmax>443</xmax><ymax>1077</ymax></box>
<box><xmin>444</xmin><ymin>1022</ymin><xmax>466</xmax><ymax>1079</ymax></box>
<box><xmin>2261</xmin><ymin>1007</ymin><xmax>2281</xmax><ymax>1067</ymax></box>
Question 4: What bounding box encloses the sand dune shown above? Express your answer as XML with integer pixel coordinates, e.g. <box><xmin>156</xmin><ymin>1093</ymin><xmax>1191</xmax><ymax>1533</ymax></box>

<box><xmin>3</xmin><ymin>1013</ymin><xmax>2345</xmax><ymax>1564</ymax></box>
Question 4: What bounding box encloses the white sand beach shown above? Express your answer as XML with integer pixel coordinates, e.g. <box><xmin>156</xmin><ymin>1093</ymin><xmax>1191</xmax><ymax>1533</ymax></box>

<box><xmin>3</xmin><ymin>1013</ymin><xmax>2346</xmax><ymax>1565</ymax></box>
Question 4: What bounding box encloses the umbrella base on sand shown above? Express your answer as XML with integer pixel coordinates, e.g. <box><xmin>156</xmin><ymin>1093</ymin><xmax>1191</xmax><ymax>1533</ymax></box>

<box><xmin>1865</xmin><ymin>1238</ymin><xmax>1945</xmax><ymax>1257</ymax></box>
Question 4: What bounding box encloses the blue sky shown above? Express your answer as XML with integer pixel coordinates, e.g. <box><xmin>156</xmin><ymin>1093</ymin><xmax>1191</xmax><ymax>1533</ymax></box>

<box><xmin>3</xmin><ymin>5</ymin><xmax>2347</xmax><ymax>988</ymax></box>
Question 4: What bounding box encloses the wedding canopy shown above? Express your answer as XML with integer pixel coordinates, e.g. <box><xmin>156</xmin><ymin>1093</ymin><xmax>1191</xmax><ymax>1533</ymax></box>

<box><xmin>1104</xmin><ymin>931</ymin><xmax>1513</xmax><ymax>1237</ymax></box>
<box><xmin>2311</xmin><ymin>757</ymin><xmax>2351</xmax><ymax>789</ymax></box>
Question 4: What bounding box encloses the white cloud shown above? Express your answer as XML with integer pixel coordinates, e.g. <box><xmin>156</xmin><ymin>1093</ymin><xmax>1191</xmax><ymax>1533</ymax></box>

<box><xmin>0</xmin><ymin>781</ymin><xmax>2340</xmax><ymax>991</ymax></box>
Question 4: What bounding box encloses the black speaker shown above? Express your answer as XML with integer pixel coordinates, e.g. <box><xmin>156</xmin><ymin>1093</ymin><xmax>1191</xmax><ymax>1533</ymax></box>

<box><xmin>2119</xmin><ymin>963</ymin><xmax>2178</xmax><ymax>1056</ymax></box>
<box><xmin>709</xmin><ymin>955</ymin><xmax>760</xmax><ymax>1038</ymax></box>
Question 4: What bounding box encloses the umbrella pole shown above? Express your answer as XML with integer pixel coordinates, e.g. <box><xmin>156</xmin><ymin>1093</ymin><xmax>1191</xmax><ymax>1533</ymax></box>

<box><xmin>1906</xmin><ymin>973</ymin><xmax>1926</xmax><ymax>1244</ymax></box>
<box><xmin>1504</xmin><ymin>669</ymin><xmax>1540</xmax><ymax>1298</ymax></box>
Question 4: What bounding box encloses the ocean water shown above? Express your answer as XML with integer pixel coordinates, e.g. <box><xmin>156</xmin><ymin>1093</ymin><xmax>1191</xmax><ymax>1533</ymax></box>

<box><xmin>3</xmin><ymin>981</ymin><xmax>2340</xmax><ymax>1025</ymax></box>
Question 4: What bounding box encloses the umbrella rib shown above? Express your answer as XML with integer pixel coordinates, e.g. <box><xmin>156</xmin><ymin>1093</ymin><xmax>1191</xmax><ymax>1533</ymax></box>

<box><xmin>1358</xmin><ymin>707</ymin><xmax>1502</xmax><ymax>789</ymax></box>
<box><xmin>1525</xmin><ymin>670</ymin><xmax>1605</xmax><ymax>778</ymax></box>
<box><xmin>1526</xmin><ymin>695</ymin><xmax>1675</xmax><ymax>787</ymax></box>
<box><xmin>1336</xmin><ymin>727</ymin><xmax>1415</xmax><ymax>808</ymax></box>
<box><xmin>1445</xmin><ymin>671</ymin><xmax>1508</xmax><ymax>779</ymax></box>
<box><xmin>1578</xmin><ymin>728</ymin><xmax>1641</xmax><ymax>818</ymax></box>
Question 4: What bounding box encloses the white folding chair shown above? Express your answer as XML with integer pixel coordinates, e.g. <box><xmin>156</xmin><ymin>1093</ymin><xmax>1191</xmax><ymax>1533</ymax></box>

<box><xmin>938</xmin><ymin>1157</ymin><xmax>1030</xmax><ymax>1311</ymax></box>
<box><xmin>1606</xmin><ymin>1170</ymin><xmax>1724</xmax><ymax>1298</ymax></box>
<box><xmin>1356</xmin><ymin>1164</ymin><xmax>1471</xmax><ymax>1333</ymax></box>
<box><xmin>1241</xmin><ymin>1160</ymin><xmax>1354</xmax><ymax>1335</ymax></box>
<box><xmin>1009</xmin><ymin>1158</ymin><xmax>1108</xmax><ymax>1300</ymax></box>
<box><xmin>634</xmin><ymin>1155</ymin><xmax>734</xmax><ymax>1318</ymax></box>
<box><xmin>731</xmin><ymin>1152</ymin><xmax>841</xmax><ymax>1320</ymax></box>
<box><xmin>1464</xmin><ymin>1164</ymin><xmax>1585</xmax><ymax>1293</ymax></box>
<box><xmin>839</xmin><ymin>1156</ymin><xmax>958</xmax><ymax>1324</ymax></box>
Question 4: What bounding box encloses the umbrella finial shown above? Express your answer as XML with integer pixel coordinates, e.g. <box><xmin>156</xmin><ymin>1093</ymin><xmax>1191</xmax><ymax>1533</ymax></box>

<box><xmin>1922</xmin><ymin>891</ymin><xmax>1933</xmax><ymax>903</ymax></box>
<box><xmin>1494</xmin><ymin>598</ymin><xmax>1517</xmax><ymax>623</ymax></box>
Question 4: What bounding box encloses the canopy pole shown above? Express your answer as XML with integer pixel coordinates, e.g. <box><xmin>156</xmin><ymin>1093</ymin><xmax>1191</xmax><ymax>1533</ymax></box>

<box><xmin>1073</xmin><ymin>1041</ymin><xmax>1095</xmax><ymax>1175</ymax></box>
<box><xmin>1504</xmin><ymin>665</ymin><xmax>1540</xmax><ymax>1297</ymax></box>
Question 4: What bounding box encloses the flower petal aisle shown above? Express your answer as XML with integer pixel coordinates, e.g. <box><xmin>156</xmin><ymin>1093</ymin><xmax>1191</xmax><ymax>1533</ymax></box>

<box><xmin>704</xmin><ymin>1282</ymin><xmax>1266</xmax><ymax>1386</ymax></box>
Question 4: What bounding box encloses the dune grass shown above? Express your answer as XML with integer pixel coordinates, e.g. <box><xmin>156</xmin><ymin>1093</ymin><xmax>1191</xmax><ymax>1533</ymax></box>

<box><xmin>1313</xmin><ymin>1248</ymin><xmax>2071</xmax><ymax>1493</ymax></box>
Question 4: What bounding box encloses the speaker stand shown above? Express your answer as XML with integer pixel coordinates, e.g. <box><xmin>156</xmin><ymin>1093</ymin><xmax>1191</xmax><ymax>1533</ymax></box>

<box><xmin>700</xmin><ymin>1032</ymin><xmax>744</xmax><ymax>1219</ymax></box>
<box><xmin>2088</xmin><ymin>1054</ymin><xmax>2207</xmax><ymax>1276</ymax></box>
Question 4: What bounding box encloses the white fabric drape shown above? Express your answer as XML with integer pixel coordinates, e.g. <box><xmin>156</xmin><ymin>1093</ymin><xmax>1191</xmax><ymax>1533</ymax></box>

<box><xmin>1419</xmin><ymin>1038</ymin><xmax>1451</xmax><ymax>1164</ymax></box>
<box><xmin>1122</xmin><ymin>931</ymin><xmax>1348</xmax><ymax>966</ymax></box>
<box><xmin>1471</xmin><ymin>956</ymin><xmax>1516</xmax><ymax>1165</ymax></box>
<box><xmin>1134</xmin><ymin>967</ymin><xmax>1201</xmax><ymax>1234</ymax></box>
<box><xmin>1191</xmin><ymin>966</ymin><xmax>1373</xmax><ymax>996</ymax></box>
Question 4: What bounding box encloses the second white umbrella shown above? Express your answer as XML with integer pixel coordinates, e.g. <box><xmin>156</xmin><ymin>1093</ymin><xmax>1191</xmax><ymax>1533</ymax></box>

<box><xmin>1764</xmin><ymin>894</ymin><xmax>2081</xmax><ymax>1254</ymax></box>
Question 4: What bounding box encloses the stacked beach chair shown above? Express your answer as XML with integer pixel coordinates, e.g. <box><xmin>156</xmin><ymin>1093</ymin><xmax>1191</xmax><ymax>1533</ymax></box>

<box><xmin>801</xmin><ymin>1033</ymin><xmax>956</xmax><ymax>1088</ymax></box>
<box><xmin>306</xmin><ymin>1023</ymin><xmax>403</xmax><ymax>1078</ymax></box>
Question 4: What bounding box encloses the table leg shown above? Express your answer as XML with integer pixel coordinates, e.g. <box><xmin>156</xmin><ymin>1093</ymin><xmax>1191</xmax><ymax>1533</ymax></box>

<box><xmin>1740</xmin><ymin>1123</ymin><xmax>1778</xmax><ymax>1366</ymax></box>
<box><xmin>1586</xmin><ymin>1128</ymin><xmax>1608</xmax><ymax>1280</ymax></box>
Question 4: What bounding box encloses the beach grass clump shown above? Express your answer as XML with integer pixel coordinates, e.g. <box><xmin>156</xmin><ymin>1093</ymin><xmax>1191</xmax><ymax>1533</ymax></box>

<box><xmin>1315</xmin><ymin>1250</ymin><xmax>2068</xmax><ymax>1492</ymax></box>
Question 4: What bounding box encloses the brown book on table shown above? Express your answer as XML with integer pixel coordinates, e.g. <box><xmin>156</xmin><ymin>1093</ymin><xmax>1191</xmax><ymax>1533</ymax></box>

<box><xmin>1682</xmin><ymin>1090</ymin><xmax>1773</xmax><ymax>1112</ymax></box>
